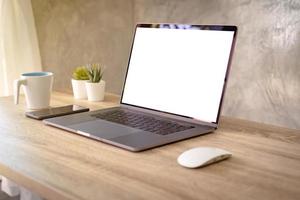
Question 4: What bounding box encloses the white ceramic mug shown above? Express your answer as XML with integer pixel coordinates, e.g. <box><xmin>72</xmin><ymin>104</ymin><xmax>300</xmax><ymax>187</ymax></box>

<box><xmin>14</xmin><ymin>72</ymin><xmax>53</xmax><ymax>110</ymax></box>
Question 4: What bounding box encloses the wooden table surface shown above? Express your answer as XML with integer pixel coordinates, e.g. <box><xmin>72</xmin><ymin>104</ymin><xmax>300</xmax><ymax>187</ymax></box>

<box><xmin>0</xmin><ymin>92</ymin><xmax>299</xmax><ymax>200</ymax></box>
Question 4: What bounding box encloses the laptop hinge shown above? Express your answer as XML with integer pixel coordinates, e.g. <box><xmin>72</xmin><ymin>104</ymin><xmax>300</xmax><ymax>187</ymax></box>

<box><xmin>120</xmin><ymin>104</ymin><xmax>217</xmax><ymax>128</ymax></box>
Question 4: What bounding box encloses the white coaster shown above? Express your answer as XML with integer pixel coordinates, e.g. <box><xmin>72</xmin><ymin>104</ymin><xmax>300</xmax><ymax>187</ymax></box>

<box><xmin>20</xmin><ymin>187</ymin><xmax>43</xmax><ymax>200</ymax></box>
<box><xmin>1</xmin><ymin>176</ymin><xmax>20</xmax><ymax>196</ymax></box>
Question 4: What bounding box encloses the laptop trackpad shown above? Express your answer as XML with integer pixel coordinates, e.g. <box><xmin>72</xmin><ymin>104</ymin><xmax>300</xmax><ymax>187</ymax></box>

<box><xmin>68</xmin><ymin>119</ymin><xmax>140</xmax><ymax>139</ymax></box>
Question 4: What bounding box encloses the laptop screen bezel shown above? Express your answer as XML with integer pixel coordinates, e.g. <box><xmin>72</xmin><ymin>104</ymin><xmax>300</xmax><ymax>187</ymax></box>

<box><xmin>120</xmin><ymin>24</ymin><xmax>238</xmax><ymax>126</ymax></box>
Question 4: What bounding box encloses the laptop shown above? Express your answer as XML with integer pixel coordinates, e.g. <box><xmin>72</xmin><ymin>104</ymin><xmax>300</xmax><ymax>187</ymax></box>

<box><xmin>44</xmin><ymin>24</ymin><xmax>238</xmax><ymax>152</ymax></box>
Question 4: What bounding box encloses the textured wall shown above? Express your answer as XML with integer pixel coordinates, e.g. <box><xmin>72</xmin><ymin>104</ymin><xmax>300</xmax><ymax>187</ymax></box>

<box><xmin>31</xmin><ymin>0</ymin><xmax>134</xmax><ymax>94</ymax></box>
<box><xmin>133</xmin><ymin>0</ymin><xmax>300</xmax><ymax>129</ymax></box>
<box><xmin>32</xmin><ymin>0</ymin><xmax>300</xmax><ymax>129</ymax></box>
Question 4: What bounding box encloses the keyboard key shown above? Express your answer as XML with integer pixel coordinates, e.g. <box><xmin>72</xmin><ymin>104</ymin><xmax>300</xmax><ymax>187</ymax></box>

<box><xmin>91</xmin><ymin>110</ymin><xmax>194</xmax><ymax>135</ymax></box>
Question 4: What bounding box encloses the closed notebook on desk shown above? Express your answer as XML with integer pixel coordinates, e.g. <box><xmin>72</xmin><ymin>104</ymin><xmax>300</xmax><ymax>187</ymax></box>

<box><xmin>44</xmin><ymin>24</ymin><xmax>238</xmax><ymax>151</ymax></box>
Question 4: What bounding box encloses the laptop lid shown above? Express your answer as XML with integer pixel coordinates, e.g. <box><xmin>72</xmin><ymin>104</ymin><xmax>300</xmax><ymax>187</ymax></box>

<box><xmin>121</xmin><ymin>24</ymin><xmax>237</xmax><ymax>126</ymax></box>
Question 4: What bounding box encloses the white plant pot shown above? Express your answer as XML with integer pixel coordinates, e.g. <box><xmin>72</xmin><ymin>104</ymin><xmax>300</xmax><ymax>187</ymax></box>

<box><xmin>85</xmin><ymin>80</ymin><xmax>106</xmax><ymax>101</ymax></box>
<box><xmin>71</xmin><ymin>79</ymin><xmax>88</xmax><ymax>99</ymax></box>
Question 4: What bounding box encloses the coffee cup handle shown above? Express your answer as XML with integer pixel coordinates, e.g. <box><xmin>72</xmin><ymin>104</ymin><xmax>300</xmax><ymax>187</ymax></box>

<box><xmin>14</xmin><ymin>79</ymin><xmax>27</xmax><ymax>104</ymax></box>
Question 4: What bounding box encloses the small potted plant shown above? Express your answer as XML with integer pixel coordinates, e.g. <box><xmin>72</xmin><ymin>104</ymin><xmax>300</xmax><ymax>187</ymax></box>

<box><xmin>85</xmin><ymin>63</ymin><xmax>105</xmax><ymax>101</ymax></box>
<box><xmin>71</xmin><ymin>66</ymin><xmax>89</xmax><ymax>99</ymax></box>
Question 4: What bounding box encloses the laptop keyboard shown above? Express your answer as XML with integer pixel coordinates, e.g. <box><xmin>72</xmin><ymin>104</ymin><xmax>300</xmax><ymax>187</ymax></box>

<box><xmin>91</xmin><ymin>109</ymin><xmax>194</xmax><ymax>135</ymax></box>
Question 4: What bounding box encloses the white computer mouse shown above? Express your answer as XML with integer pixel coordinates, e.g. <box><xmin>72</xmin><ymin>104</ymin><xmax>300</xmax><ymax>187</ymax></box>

<box><xmin>177</xmin><ymin>147</ymin><xmax>232</xmax><ymax>168</ymax></box>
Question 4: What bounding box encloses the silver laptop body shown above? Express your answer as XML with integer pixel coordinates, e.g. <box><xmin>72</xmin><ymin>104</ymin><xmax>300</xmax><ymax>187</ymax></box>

<box><xmin>44</xmin><ymin>24</ymin><xmax>238</xmax><ymax>152</ymax></box>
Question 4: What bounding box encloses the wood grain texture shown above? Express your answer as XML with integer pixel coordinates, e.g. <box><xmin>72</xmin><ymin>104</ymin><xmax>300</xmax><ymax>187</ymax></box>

<box><xmin>0</xmin><ymin>92</ymin><xmax>299</xmax><ymax>200</ymax></box>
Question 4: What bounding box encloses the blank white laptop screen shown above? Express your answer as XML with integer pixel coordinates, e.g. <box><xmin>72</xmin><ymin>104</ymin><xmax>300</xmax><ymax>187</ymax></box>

<box><xmin>122</xmin><ymin>25</ymin><xmax>235</xmax><ymax>123</ymax></box>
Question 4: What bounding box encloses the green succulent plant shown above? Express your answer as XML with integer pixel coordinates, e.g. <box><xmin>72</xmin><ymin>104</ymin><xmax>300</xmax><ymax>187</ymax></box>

<box><xmin>72</xmin><ymin>66</ymin><xmax>89</xmax><ymax>80</ymax></box>
<box><xmin>87</xmin><ymin>63</ymin><xmax>104</xmax><ymax>83</ymax></box>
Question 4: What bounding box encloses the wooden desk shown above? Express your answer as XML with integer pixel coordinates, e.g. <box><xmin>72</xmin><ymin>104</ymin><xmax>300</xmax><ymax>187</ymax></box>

<box><xmin>0</xmin><ymin>92</ymin><xmax>299</xmax><ymax>200</ymax></box>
